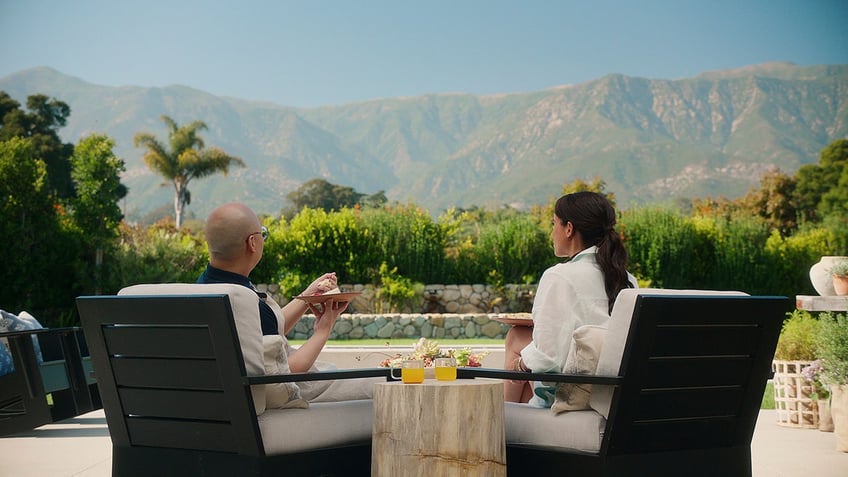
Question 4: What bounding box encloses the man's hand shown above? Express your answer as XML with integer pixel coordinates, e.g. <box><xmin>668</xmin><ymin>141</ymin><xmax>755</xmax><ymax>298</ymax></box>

<box><xmin>288</xmin><ymin>298</ymin><xmax>350</xmax><ymax>374</ymax></box>
<box><xmin>302</xmin><ymin>272</ymin><xmax>338</xmax><ymax>296</ymax></box>
<box><xmin>309</xmin><ymin>298</ymin><xmax>350</xmax><ymax>335</ymax></box>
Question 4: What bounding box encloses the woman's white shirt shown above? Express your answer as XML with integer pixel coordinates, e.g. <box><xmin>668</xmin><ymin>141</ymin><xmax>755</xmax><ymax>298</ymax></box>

<box><xmin>520</xmin><ymin>246</ymin><xmax>632</xmax><ymax>373</ymax></box>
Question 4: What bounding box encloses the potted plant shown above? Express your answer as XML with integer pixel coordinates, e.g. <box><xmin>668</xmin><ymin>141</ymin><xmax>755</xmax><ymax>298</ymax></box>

<box><xmin>773</xmin><ymin>310</ymin><xmax>820</xmax><ymax>428</ymax></box>
<box><xmin>829</xmin><ymin>259</ymin><xmax>848</xmax><ymax>296</ymax></box>
<box><xmin>816</xmin><ymin>312</ymin><xmax>848</xmax><ymax>452</ymax></box>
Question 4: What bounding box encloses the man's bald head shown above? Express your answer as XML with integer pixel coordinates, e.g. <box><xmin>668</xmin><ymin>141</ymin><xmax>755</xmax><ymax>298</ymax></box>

<box><xmin>205</xmin><ymin>203</ymin><xmax>262</xmax><ymax>263</ymax></box>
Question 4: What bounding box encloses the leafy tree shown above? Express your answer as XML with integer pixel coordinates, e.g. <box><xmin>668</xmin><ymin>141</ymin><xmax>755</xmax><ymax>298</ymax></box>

<box><xmin>69</xmin><ymin>134</ymin><xmax>128</xmax><ymax>293</ymax></box>
<box><xmin>795</xmin><ymin>139</ymin><xmax>848</xmax><ymax>222</ymax></box>
<box><xmin>819</xmin><ymin>160</ymin><xmax>848</xmax><ymax>218</ymax></box>
<box><xmin>361</xmin><ymin>190</ymin><xmax>389</xmax><ymax>208</ymax></box>
<box><xmin>0</xmin><ymin>91</ymin><xmax>74</xmax><ymax>198</ymax></box>
<box><xmin>561</xmin><ymin>176</ymin><xmax>617</xmax><ymax>209</ymax></box>
<box><xmin>134</xmin><ymin>115</ymin><xmax>245</xmax><ymax>228</ymax></box>
<box><xmin>531</xmin><ymin>176</ymin><xmax>618</xmax><ymax>226</ymax></box>
<box><xmin>70</xmin><ymin>134</ymin><xmax>127</xmax><ymax>239</ymax></box>
<box><xmin>691</xmin><ymin>195</ymin><xmax>740</xmax><ymax>221</ymax></box>
<box><xmin>285</xmin><ymin>178</ymin><xmax>365</xmax><ymax>216</ymax></box>
<box><xmin>0</xmin><ymin>137</ymin><xmax>75</xmax><ymax>320</ymax></box>
<box><xmin>739</xmin><ymin>167</ymin><xmax>798</xmax><ymax>236</ymax></box>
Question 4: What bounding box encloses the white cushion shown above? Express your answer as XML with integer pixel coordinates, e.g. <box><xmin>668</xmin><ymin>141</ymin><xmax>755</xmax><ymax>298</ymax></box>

<box><xmin>263</xmin><ymin>335</ymin><xmax>308</xmax><ymax>409</ymax></box>
<box><xmin>505</xmin><ymin>402</ymin><xmax>605</xmax><ymax>453</ymax></box>
<box><xmin>118</xmin><ymin>283</ymin><xmax>269</xmax><ymax>414</ymax></box>
<box><xmin>551</xmin><ymin>324</ymin><xmax>606</xmax><ymax>414</ymax></box>
<box><xmin>258</xmin><ymin>399</ymin><xmax>374</xmax><ymax>454</ymax></box>
<box><xmin>589</xmin><ymin>288</ymin><xmax>748</xmax><ymax>419</ymax></box>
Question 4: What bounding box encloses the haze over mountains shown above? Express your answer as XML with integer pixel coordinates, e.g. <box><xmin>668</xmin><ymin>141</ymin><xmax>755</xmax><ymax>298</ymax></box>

<box><xmin>1</xmin><ymin>63</ymin><xmax>846</xmax><ymax>219</ymax></box>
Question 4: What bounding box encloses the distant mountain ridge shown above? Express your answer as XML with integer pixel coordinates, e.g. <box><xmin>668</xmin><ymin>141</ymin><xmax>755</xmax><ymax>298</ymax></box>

<box><xmin>1</xmin><ymin>62</ymin><xmax>846</xmax><ymax>219</ymax></box>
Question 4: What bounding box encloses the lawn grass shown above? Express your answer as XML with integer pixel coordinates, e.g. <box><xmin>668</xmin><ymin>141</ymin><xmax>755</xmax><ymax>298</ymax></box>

<box><xmin>761</xmin><ymin>381</ymin><xmax>775</xmax><ymax>410</ymax></box>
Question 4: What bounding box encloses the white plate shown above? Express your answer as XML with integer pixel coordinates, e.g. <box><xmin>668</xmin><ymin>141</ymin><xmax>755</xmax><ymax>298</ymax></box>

<box><xmin>492</xmin><ymin>315</ymin><xmax>534</xmax><ymax>327</ymax></box>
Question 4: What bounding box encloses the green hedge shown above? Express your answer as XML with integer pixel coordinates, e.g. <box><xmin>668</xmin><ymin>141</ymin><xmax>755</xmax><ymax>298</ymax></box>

<box><xmin>14</xmin><ymin>204</ymin><xmax>846</xmax><ymax>327</ymax></box>
<box><xmin>112</xmin><ymin>205</ymin><xmax>845</xmax><ymax>300</ymax></box>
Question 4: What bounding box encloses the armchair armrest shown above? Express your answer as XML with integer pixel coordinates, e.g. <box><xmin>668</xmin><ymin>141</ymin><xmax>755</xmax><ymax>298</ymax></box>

<box><xmin>0</xmin><ymin>326</ymin><xmax>82</xmax><ymax>339</ymax></box>
<box><xmin>0</xmin><ymin>328</ymin><xmax>49</xmax><ymax>339</ymax></box>
<box><xmin>245</xmin><ymin>367</ymin><xmax>392</xmax><ymax>385</ymax></box>
<box><xmin>456</xmin><ymin>367</ymin><xmax>622</xmax><ymax>386</ymax></box>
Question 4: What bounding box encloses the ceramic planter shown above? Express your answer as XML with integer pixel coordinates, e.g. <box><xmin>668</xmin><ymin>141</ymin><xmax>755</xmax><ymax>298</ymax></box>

<box><xmin>810</xmin><ymin>256</ymin><xmax>848</xmax><ymax>296</ymax></box>
<box><xmin>833</xmin><ymin>275</ymin><xmax>848</xmax><ymax>296</ymax></box>
<box><xmin>832</xmin><ymin>384</ymin><xmax>848</xmax><ymax>452</ymax></box>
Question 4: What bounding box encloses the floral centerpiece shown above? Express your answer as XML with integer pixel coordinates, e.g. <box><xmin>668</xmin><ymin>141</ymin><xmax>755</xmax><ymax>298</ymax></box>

<box><xmin>378</xmin><ymin>338</ymin><xmax>489</xmax><ymax>368</ymax></box>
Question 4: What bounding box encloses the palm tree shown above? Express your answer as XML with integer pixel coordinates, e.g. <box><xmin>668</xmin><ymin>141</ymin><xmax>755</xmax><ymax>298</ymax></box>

<box><xmin>134</xmin><ymin>115</ymin><xmax>245</xmax><ymax>228</ymax></box>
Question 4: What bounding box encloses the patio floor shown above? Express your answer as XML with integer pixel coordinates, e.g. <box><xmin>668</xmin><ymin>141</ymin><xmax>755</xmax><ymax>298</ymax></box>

<box><xmin>2</xmin><ymin>346</ymin><xmax>847</xmax><ymax>476</ymax></box>
<box><xmin>1</xmin><ymin>409</ymin><xmax>846</xmax><ymax>476</ymax></box>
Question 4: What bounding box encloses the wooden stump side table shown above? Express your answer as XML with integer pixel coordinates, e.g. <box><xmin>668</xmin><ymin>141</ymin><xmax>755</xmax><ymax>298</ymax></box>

<box><xmin>371</xmin><ymin>379</ymin><xmax>505</xmax><ymax>477</ymax></box>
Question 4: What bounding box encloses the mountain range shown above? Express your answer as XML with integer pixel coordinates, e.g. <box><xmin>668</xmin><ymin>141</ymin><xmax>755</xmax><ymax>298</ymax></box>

<box><xmin>1</xmin><ymin>63</ymin><xmax>846</xmax><ymax>220</ymax></box>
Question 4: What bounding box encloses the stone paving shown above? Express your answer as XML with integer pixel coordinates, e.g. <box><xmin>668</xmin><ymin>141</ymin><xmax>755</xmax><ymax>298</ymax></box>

<box><xmin>2</xmin><ymin>346</ymin><xmax>847</xmax><ymax>476</ymax></box>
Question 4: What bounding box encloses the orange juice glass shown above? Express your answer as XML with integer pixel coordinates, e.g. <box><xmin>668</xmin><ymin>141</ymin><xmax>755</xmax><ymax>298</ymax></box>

<box><xmin>435</xmin><ymin>357</ymin><xmax>457</xmax><ymax>381</ymax></box>
<box><xmin>391</xmin><ymin>360</ymin><xmax>425</xmax><ymax>384</ymax></box>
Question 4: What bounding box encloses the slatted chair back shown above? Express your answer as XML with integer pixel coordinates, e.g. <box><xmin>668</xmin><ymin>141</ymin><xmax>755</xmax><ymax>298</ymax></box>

<box><xmin>0</xmin><ymin>327</ymin><xmax>98</xmax><ymax>436</ymax></box>
<box><xmin>77</xmin><ymin>294</ymin><xmax>264</xmax><ymax>456</ymax></box>
<box><xmin>601</xmin><ymin>294</ymin><xmax>787</xmax><ymax>464</ymax></box>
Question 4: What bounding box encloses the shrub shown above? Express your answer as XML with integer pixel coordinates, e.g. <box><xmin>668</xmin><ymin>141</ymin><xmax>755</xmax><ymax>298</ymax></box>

<box><xmin>472</xmin><ymin>214</ymin><xmax>553</xmax><ymax>285</ymax></box>
<box><xmin>254</xmin><ymin>208</ymin><xmax>370</xmax><ymax>284</ymax></box>
<box><xmin>374</xmin><ymin>262</ymin><xmax>421</xmax><ymax>312</ymax></box>
<box><xmin>359</xmin><ymin>204</ymin><xmax>449</xmax><ymax>283</ymax></box>
<box><xmin>774</xmin><ymin>310</ymin><xmax>820</xmax><ymax>361</ymax></box>
<box><xmin>708</xmin><ymin>216</ymin><xmax>772</xmax><ymax>293</ymax></box>
<box><xmin>620</xmin><ymin>207</ymin><xmax>710</xmax><ymax>288</ymax></box>
<box><xmin>816</xmin><ymin>312</ymin><xmax>848</xmax><ymax>386</ymax></box>
<box><xmin>765</xmin><ymin>226</ymin><xmax>839</xmax><ymax>296</ymax></box>
<box><xmin>105</xmin><ymin>221</ymin><xmax>207</xmax><ymax>290</ymax></box>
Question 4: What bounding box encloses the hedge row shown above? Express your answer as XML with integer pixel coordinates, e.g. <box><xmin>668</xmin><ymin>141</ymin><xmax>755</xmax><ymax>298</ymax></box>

<box><xmin>106</xmin><ymin>204</ymin><xmax>846</xmax><ymax>303</ymax></box>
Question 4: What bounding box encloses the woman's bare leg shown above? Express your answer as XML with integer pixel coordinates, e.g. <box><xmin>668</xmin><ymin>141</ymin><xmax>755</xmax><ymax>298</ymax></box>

<box><xmin>503</xmin><ymin>326</ymin><xmax>534</xmax><ymax>402</ymax></box>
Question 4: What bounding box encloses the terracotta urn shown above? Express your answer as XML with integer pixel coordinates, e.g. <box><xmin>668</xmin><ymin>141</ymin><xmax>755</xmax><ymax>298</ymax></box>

<box><xmin>835</xmin><ymin>275</ymin><xmax>848</xmax><ymax>296</ymax></box>
<box><xmin>810</xmin><ymin>256</ymin><xmax>848</xmax><ymax>296</ymax></box>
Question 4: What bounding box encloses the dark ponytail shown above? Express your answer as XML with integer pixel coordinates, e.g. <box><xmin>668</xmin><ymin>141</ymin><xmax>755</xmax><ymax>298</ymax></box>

<box><xmin>554</xmin><ymin>192</ymin><xmax>632</xmax><ymax>313</ymax></box>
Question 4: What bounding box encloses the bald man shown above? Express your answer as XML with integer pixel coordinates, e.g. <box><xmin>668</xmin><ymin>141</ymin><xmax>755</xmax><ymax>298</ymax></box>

<box><xmin>198</xmin><ymin>202</ymin><xmax>377</xmax><ymax>403</ymax></box>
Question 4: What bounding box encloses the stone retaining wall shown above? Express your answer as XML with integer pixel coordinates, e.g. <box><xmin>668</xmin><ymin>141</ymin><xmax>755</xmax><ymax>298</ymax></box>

<box><xmin>285</xmin><ymin>313</ymin><xmax>529</xmax><ymax>341</ymax></box>
<box><xmin>257</xmin><ymin>283</ymin><xmax>537</xmax><ymax>314</ymax></box>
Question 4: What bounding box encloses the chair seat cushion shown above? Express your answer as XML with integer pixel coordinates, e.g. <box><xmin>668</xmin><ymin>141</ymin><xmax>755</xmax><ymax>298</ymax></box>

<box><xmin>258</xmin><ymin>399</ymin><xmax>373</xmax><ymax>455</ymax></box>
<box><xmin>505</xmin><ymin>402</ymin><xmax>605</xmax><ymax>453</ymax></box>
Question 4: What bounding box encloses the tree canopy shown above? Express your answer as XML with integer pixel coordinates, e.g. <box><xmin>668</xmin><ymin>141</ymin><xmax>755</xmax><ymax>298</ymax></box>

<box><xmin>0</xmin><ymin>91</ymin><xmax>74</xmax><ymax>198</ymax></box>
<box><xmin>70</xmin><ymin>134</ymin><xmax>127</xmax><ymax>244</ymax></box>
<box><xmin>134</xmin><ymin>115</ymin><xmax>245</xmax><ymax>228</ymax></box>
<box><xmin>284</xmin><ymin>178</ymin><xmax>387</xmax><ymax>217</ymax></box>
<box><xmin>795</xmin><ymin>138</ymin><xmax>848</xmax><ymax>221</ymax></box>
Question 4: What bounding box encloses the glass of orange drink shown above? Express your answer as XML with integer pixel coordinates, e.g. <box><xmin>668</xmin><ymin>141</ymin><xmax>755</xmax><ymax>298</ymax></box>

<box><xmin>391</xmin><ymin>359</ymin><xmax>425</xmax><ymax>384</ymax></box>
<box><xmin>435</xmin><ymin>357</ymin><xmax>457</xmax><ymax>381</ymax></box>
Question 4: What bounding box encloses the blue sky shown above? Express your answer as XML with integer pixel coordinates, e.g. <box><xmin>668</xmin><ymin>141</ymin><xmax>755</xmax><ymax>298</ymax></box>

<box><xmin>1</xmin><ymin>0</ymin><xmax>846</xmax><ymax>107</ymax></box>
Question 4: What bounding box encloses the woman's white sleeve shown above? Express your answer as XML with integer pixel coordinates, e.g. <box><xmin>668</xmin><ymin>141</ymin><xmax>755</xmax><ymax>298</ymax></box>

<box><xmin>520</xmin><ymin>271</ymin><xmax>575</xmax><ymax>372</ymax></box>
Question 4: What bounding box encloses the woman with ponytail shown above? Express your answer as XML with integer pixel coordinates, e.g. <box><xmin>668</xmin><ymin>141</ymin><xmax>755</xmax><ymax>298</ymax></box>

<box><xmin>503</xmin><ymin>191</ymin><xmax>636</xmax><ymax>403</ymax></box>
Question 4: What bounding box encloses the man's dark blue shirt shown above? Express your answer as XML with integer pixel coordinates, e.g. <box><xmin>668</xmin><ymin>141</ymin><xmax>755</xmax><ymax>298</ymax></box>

<box><xmin>197</xmin><ymin>264</ymin><xmax>279</xmax><ymax>336</ymax></box>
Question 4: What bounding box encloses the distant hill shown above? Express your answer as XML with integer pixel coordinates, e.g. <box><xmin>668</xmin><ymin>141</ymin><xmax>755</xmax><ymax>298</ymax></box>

<box><xmin>1</xmin><ymin>62</ymin><xmax>846</xmax><ymax>219</ymax></box>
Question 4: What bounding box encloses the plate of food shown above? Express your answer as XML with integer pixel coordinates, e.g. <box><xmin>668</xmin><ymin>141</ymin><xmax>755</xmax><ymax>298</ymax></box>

<box><xmin>293</xmin><ymin>291</ymin><xmax>362</xmax><ymax>304</ymax></box>
<box><xmin>492</xmin><ymin>313</ymin><xmax>534</xmax><ymax>327</ymax></box>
